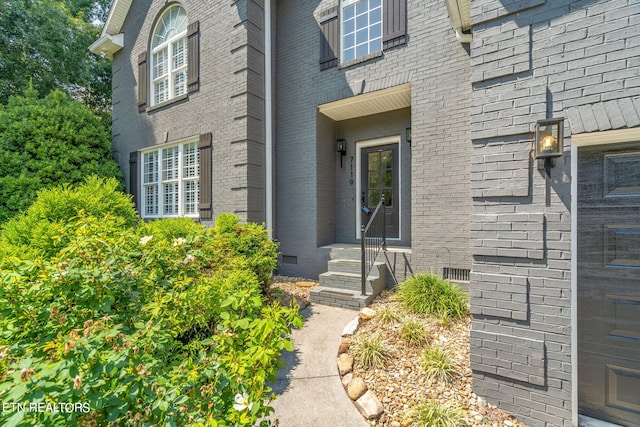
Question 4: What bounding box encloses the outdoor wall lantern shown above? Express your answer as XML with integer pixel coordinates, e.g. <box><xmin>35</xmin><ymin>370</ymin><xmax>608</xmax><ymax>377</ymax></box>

<box><xmin>535</xmin><ymin>118</ymin><xmax>564</xmax><ymax>207</ymax></box>
<box><xmin>406</xmin><ymin>127</ymin><xmax>412</xmax><ymax>146</ymax></box>
<box><xmin>336</xmin><ymin>139</ymin><xmax>347</xmax><ymax>167</ymax></box>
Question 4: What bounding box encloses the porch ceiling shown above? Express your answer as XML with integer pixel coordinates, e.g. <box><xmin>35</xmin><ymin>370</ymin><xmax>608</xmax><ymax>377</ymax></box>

<box><xmin>318</xmin><ymin>84</ymin><xmax>411</xmax><ymax>121</ymax></box>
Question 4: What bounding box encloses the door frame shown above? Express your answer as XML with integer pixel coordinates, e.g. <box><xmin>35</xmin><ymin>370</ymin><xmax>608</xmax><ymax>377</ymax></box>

<box><xmin>571</xmin><ymin>127</ymin><xmax>640</xmax><ymax>427</ymax></box>
<box><xmin>355</xmin><ymin>135</ymin><xmax>402</xmax><ymax>241</ymax></box>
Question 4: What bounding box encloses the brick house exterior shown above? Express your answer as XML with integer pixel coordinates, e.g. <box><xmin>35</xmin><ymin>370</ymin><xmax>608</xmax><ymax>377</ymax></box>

<box><xmin>92</xmin><ymin>1</ymin><xmax>640</xmax><ymax>426</ymax></box>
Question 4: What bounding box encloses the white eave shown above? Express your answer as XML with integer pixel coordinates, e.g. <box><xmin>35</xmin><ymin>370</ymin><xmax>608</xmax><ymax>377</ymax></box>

<box><xmin>89</xmin><ymin>0</ymin><xmax>133</xmax><ymax>59</ymax></box>
<box><xmin>318</xmin><ymin>84</ymin><xmax>411</xmax><ymax>122</ymax></box>
<box><xmin>444</xmin><ymin>0</ymin><xmax>472</xmax><ymax>43</ymax></box>
<box><xmin>89</xmin><ymin>33</ymin><xmax>124</xmax><ymax>59</ymax></box>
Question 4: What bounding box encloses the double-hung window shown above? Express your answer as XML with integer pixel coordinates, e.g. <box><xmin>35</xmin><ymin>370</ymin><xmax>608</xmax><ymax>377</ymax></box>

<box><xmin>341</xmin><ymin>0</ymin><xmax>383</xmax><ymax>62</ymax></box>
<box><xmin>142</xmin><ymin>140</ymin><xmax>199</xmax><ymax>218</ymax></box>
<box><xmin>151</xmin><ymin>5</ymin><xmax>188</xmax><ymax>106</ymax></box>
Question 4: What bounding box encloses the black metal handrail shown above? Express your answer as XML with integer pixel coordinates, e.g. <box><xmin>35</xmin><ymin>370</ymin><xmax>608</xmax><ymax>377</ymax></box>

<box><xmin>360</xmin><ymin>194</ymin><xmax>386</xmax><ymax>295</ymax></box>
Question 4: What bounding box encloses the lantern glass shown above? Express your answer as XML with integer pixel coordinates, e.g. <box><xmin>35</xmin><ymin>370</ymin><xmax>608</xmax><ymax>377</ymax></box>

<box><xmin>336</xmin><ymin>139</ymin><xmax>347</xmax><ymax>155</ymax></box>
<box><xmin>535</xmin><ymin>119</ymin><xmax>563</xmax><ymax>159</ymax></box>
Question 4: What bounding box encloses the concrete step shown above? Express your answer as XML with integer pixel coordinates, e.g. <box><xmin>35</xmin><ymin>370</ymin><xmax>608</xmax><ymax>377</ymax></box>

<box><xmin>309</xmin><ymin>286</ymin><xmax>375</xmax><ymax>310</ymax></box>
<box><xmin>327</xmin><ymin>259</ymin><xmax>363</xmax><ymax>275</ymax></box>
<box><xmin>319</xmin><ymin>272</ymin><xmax>365</xmax><ymax>293</ymax></box>
<box><xmin>328</xmin><ymin>246</ymin><xmax>362</xmax><ymax>261</ymax></box>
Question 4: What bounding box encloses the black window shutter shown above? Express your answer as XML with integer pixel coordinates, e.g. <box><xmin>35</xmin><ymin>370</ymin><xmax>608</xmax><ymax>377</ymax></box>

<box><xmin>129</xmin><ymin>151</ymin><xmax>140</xmax><ymax>212</ymax></box>
<box><xmin>137</xmin><ymin>52</ymin><xmax>147</xmax><ymax>112</ymax></box>
<box><xmin>383</xmin><ymin>0</ymin><xmax>407</xmax><ymax>49</ymax></box>
<box><xmin>198</xmin><ymin>132</ymin><xmax>212</xmax><ymax>220</ymax></box>
<box><xmin>319</xmin><ymin>7</ymin><xmax>339</xmax><ymax>70</ymax></box>
<box><xmin>187</xmin><ymin>20</ymin><xmax>200</xmax><ymax>93</ymax></box>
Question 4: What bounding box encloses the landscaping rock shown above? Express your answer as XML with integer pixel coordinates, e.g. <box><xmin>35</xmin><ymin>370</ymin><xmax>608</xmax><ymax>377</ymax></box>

<box><xmin>342</xmin><ymin>316</ymin><xmax>360</xmax><ymax>337</ymax></box>
<box><xmin>358</xmin><ymin>307</ymin><xmax>376</xmax><ymax>320</ymax></box>
<box><xmin>347</xmin><ymin>377</ymin><xmax>368</xmax><ymax>400</ymax></box>
<box><xmin>341</xmin><ymin>373</ymin><xmax>353</xmax><ymax>387</ymax></box>
<box><xmin>337</xmin><ymin>353</ymin><xmax>354</xmax><ymax>375</ymax></box>
<box><xmin>354</xmin><ymin>390</ymin><xmax>384</xmax><ymax>420</ymax></box>
<box><xmin>338</xmin><ymin>337</ymin><xmax>350</xmax><ymax>354</ymax></box>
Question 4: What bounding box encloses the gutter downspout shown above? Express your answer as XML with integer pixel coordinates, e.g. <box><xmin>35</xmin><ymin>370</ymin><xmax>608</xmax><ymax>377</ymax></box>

<box><xmin>265</xmin><ymin>0</ymin><xmax>274</xmax><ymax>236</ymax></box>
<box><xmin>455</xmin><ymin>28</ymin><xmax>473</xmax><ymax>44</ymax></box>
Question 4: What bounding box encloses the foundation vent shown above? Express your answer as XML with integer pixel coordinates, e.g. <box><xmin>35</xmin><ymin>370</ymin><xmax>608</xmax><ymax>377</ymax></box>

<box><xmin>443</xmin><ymin>267</ymin><xmax>470</xmax><ymax>282</ymax></box>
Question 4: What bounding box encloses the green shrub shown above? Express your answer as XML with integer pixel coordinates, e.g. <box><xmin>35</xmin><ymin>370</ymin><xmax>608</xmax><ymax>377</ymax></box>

<box><xmin>400</xmin><ymin>317</ymin><xmax>430</xmax><ymax>347</ymax></box>
<box><xmin>353</xmin><ymin>334</ymin><xmax>392</xmax><ymax>369</ymax></box>
<box><xmin>395</xmin><ymin>273</ymin><xmax>468</xmax><ymax>320</ymax></box>
<box><xmin>140</xmin><ymin>217</ymin><xmax>206</xmax><ymax>242</ymax></box>
<box><xmin>202</xmin><ymin>213</ymin><xmax>279</xmax><ymax>291</ymax></box>
<box><xmin>409</xmin><ymin>399</ymin><xmax>469</xmax><ymax>427</ymax></box>
<box><xmin>0</xmin><ymin>176</ymin><xmax>137</xmax><ymax>261</ymax></box>
<box><xmin>0</xmin><ymin>90</ymin><xmax>122</xmax><ymax>224</ymax></box>
<box><xmin>420</xmin><ymin>345</ymin><xmax>461</xmax><ymax>382</ymax></box>
<box><xmin>0</xmin><ymin>203</ymin><xmax>301</xmax><ymax>426</ymax></box>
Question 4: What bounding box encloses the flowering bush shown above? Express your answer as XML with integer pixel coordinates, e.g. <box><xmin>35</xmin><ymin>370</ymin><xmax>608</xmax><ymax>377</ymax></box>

<box><xmin>0</xmin><ymin>194</ymin><xmax>300</xmax><ymax>426</ymax></box>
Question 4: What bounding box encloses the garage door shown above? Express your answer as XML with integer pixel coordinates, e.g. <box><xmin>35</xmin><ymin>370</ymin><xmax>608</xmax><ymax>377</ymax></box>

<box><xmin>578</xmin><ymin>142</ymin><xmax>640</xmax><ymax>426</ymax></box>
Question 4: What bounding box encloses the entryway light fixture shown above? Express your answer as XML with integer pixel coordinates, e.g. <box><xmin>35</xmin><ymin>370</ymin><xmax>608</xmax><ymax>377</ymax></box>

<box><xmin>406</xmin><ymin>127</ymin><xmax>412</xmax><ymax>146</ymax></box>
<box><xmin>336</xmin><ymin>139</ymin><xmax>347</xmax><ymax>167</ymax></box>
<box><xmin>535</xmin><ymin>118</ymin><xmax>564</xmax><ymax>207</ymax></box>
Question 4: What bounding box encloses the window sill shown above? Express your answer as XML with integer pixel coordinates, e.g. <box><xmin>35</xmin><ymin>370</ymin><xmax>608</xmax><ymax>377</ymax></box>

<box><xmin>338</xmin><ymin>51</ymin><xmax>383</xmax><ymax>70</ymax></box>
<box><xmin>146</xmin><ymin>93</ymin><xmax>189</xmax><ymax>113</ymax></box>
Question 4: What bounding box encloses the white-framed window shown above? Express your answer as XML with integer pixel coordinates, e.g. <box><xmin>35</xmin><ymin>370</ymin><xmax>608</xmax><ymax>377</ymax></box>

<box><xmin>341</xmin><ymin>0</ymin><xmax>383</xmax><ymax>62</ymax></box>
<box><xmin>142</xmin><ymin>139</ymin><xmax>199</xmax><ymax>218</ymax></box>
<box><xmin>151</xmin><ymin>5</ymin><xmax>188</xmax><ymax>106</ymax></box>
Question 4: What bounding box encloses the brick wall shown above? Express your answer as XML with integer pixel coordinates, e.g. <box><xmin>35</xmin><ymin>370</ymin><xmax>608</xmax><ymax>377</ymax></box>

<box><xmin>469</xmin><ymin>1</ymin><xmax>640</xmax><ymax>426</ymax></box>
<box><xmin>275</xmin><ymin>0</ymin><xmax>472</xmax><ymax>278</ymax></box>
<box><xmin>111</xmin><ymin>0</ymin><xmax>266</xmax><ymax>223</ymax></box>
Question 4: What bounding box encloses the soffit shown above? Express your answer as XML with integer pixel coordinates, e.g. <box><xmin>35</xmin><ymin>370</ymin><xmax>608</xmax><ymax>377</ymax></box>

<box><xmin>318</xmin><ymin>84</ymin><xmax>411</xmax><ymax>122</ymax></box>
<box><xmin>445</xmin><ymin>0</ymin><xmax>471</xmax><ymax>31</ymax></box>
<box><xmin>103</xmin><ymin>0</ymin><xmax>133</xmax><ymax>36</ymax></box>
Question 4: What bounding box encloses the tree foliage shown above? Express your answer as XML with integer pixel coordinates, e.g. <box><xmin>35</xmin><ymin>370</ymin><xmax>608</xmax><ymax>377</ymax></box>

<box><xmin>0</xmin><ymin>90</ymin><xmax>122</xmax><ymax>224</ymax></box>
<box><xmin>0</xmin><ymin>0</ymin><xmax>112</xmax><ymax>111</ymax></box>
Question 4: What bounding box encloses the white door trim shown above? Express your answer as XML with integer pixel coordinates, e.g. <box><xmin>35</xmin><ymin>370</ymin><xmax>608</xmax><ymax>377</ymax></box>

<box><xmin>355</xmin><ymin>135</ymin><xmax>402</xmax><ymax>241</ymax></box>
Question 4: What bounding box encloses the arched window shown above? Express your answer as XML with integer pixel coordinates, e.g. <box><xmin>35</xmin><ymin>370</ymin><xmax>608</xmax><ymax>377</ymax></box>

<box><xmin>151</xmin><ymin>5</ymin><xmax>188</xmax><ymax>105</ymax></box>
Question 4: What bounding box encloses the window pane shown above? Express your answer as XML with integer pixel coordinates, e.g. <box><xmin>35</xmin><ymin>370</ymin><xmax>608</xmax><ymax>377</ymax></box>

<box><xmin>154</xmin><ymin>79</ymin><xmax>168</xmax><ymax>105</ymax></box>
<box><xmin>370</xmin><ymin>0</ymin><xmax>381</xmax><ymax>8</ymax></box>
<box><xmin>143</xmin><ymin>152</ymin><xmax>158</xmax><ymax>183</ymax></box>
<box><xmin>163</xmin><ymin>182</ymin><xmax>178</xmax><ymax>215</ymax></box>
<box><xmin>369</xmin><ymin>190</ymin><xmax>380</xmax><ymax>206</ymax></box>
<box><xmin>183</xmin><ymin>142</ymin><xmax>199</xmax><ymax>178</ymax></box>
<box><xmin>343</xmin><ymin>48</ymin><xmax>355</xmax><ymax>62</ymax></box>
<box><xmin>356</xmin><ymin>28</ymin><xmax>369</xmax><ymax>45</ymax></box>
<box><xmin>144</xmin><ymin>184</ymin><xmax>158</xmax><ymax>216</ymax></box>
<box><xmin>344</xmin><ymin>33</ymin><xmax>355</xmax><ymax>50</ymax></box>
<box><xmin>370</xmin><ymin>21</ymin><xmax>381</xmax><ymax>39</ymax></box>
<box><xmin>162</xmin><ymin>147</ymin><xmax>179</xmax><ymax>181</ymax></box>
<box><xmin>174</xmin><ymin>70</ymin><xmax>187</xmax><ymax>97</ymax></box>
<box><xmin>343</xmin><ymin>4</ymin><xmax>355</xmax><ymax>20</ymax></box>
<box><xmin>356</xmin><ymin>43</ymin><xmax>368</xmax><ymax>58</ymax></box>
<box><xmin>356</xmin><ymin>12</ymin><xmax>368</xmax><ymax>29</ymax></box>
<box><xmin>173</xmin><ymin>38</ymin><xmax>187</xmax><ymax>69</ymax></box>
<box><xmin>356</xmin><ymin>0</ymin><xmax>368</xmax><ymax>16</ymax></box>
<box><xmin>153</xmin><ymin>49</ymin><xmax>168</xmax><ymax>78</ymax></box>
<box><xmin>183</xmin><ymin>180</ymin><xmax>199</xmax><ymax>215</ymax></box>
<box><xmin>370</xmin><ymin>6</ymin><xmax>382</xmax><ymax>24</ymax></box>
<box><xmin>369</xmin><ymin>171</ymin><xmax>379</xmax><ymax>188</ymax></box>
<box><xmin>343</xmin><ymin>18</ymin><xmax>355</xmax><ymax>35</ymax></box>
<box><xmin>368</xmin><ymin>152</ymin><xmax>380</xmax><ymax>170</ymax></box>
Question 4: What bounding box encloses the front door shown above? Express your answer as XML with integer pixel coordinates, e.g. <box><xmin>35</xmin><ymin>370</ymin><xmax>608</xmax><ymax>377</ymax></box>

<box><xmin>361</xmin><ymin>143</ymin><xmax>399</xmax><ymax>239</ymax></box>
<box><xmin>578</xmin><ymin>142</ymin><xmax>640</xmax><ymax>426</ymax></box>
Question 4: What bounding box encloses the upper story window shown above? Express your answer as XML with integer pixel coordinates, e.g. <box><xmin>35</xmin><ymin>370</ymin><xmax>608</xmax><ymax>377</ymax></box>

<box><xmin>341</xmin><ymin>0</ymin><xmax>383</xmax><ymax>63</ymax></box>
<box><xmin>151</xmin><ymin>5</ymin><xmax>188</xmax><ymax>106</ymax></box>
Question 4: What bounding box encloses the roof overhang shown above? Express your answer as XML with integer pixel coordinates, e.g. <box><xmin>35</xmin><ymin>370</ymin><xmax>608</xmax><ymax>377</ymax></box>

<box><xmin>444</xmin><ymin>0</ymin><xmax>472</xmax><ymax>43</ymax></box>
<box><xmin>318</xmin><ymin>84</ymin><xmax>411</xmax><ymax>121</ymax></box>
<box><xmin>89</xmin><ymin>33</ymin><xmax>124</xmax><ymax>59</ymax></box>
<box><xmin>89</xmin><ymin>0</ymin><xmax>133</xmax><ymax>59</ymax></box>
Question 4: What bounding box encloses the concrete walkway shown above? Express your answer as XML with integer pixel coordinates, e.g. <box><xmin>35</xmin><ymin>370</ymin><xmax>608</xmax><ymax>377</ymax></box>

<box><xmin>266</xmin><ymin>304</ymin><xmax>368</xmax><ymax>427</ymax></box>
